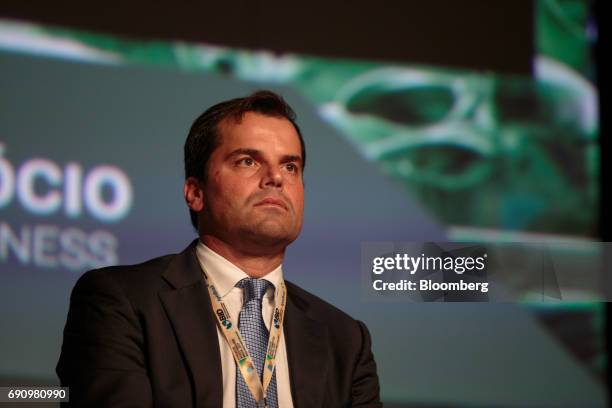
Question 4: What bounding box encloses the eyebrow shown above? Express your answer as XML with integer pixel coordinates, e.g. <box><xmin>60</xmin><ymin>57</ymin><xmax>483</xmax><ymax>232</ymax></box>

<box><xmin>227</xmin><ymin>148</ymin><xmax>303</xmax><ymax>165</ymax></box>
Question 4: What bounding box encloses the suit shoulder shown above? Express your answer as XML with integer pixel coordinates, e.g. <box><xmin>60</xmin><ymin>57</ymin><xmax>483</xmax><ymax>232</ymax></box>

<box><xmin>284</xmin><ymin>280</ymin><xmax>358</xmax><ymax>325</ymax></box>
<box><xmin>73</xmin><ymin>253</ymin><xmax>176</xmax><ymax>297</ymax></box>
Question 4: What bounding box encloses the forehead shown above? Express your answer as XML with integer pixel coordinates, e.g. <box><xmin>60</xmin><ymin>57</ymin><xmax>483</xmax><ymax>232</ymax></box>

<box><xmin>217</xmin><ymin>112</ymin><xmax>302</xmax><ymax>154</ymax></box>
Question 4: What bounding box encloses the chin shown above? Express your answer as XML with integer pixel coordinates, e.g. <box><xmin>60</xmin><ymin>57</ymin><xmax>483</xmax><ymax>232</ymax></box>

<box><xmin>249</xmin><ymin>228</ymin><xmax>294</xmax><ymax>246</ymax></box>
<box><xmin>242</xmin><ymin>218</ymin><xmax>298</xmax><ymax>244</ymax></box>
<box><xmin>257</xmin><ymin>230</ymin><xmax>293</xmax><ymax>245</ymax></box>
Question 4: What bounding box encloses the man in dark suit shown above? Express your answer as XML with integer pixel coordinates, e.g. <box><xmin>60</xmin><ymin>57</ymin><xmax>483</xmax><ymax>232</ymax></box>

<box><xmin>57</xmin><ymin>90</ymin><xmax>382</xmax><ymax>407</ymax></box>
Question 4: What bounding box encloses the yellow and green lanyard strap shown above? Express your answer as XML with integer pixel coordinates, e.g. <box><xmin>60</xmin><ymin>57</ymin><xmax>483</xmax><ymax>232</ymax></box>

<box><xmin>201</xmin><ymin>268</ymin><xmax>287</xmax><ymax>408</ymax></box>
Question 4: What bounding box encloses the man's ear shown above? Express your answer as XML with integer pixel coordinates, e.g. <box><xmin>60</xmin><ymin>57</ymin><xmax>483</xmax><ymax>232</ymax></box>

<box><xmin>184</xmin><ymin>177</ymin><xmax>205</xmax><ymax>212</ymax></box>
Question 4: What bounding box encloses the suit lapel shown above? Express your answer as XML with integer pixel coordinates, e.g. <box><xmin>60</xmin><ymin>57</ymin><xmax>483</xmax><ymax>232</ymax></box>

<box><xmin>159</xmin><ymin>240</ymin><xmax>223</xmax><ymax>408</ymax></box>
<box><xmin>284</xmin><ymin>285</ymin><xmax>329</xmax><ymax>408</ymax></box>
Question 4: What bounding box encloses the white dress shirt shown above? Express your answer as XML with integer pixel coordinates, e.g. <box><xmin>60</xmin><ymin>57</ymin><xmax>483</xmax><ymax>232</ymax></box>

<box><xmin>195</xmin><ymin>241</ymin><xmax>294</xmax><ymax>408</ymax></box>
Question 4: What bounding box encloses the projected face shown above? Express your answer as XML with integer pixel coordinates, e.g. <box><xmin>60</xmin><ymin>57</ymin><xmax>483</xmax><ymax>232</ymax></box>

<box><xmin>196</xmin><ymin>112</ymin><xmax>304</xmax><ymax>251</ymax></box>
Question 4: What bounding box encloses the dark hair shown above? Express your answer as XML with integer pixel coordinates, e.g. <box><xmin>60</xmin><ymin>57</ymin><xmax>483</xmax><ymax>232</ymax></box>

<box><xmin>184</xmin><ymin>90</ymin><xmax>306</xmax><ymax>230</ymax></box>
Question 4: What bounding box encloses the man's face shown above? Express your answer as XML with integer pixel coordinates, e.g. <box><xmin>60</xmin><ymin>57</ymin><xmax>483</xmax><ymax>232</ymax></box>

<box><xmin>198</xmin><ymin>112</ymin><xmax>304</xmax><ymax>251</ymax></box>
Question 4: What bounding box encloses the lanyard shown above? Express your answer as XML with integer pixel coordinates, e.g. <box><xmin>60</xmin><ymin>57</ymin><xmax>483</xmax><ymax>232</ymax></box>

<box><xmin>201</xmin><ymin>268</ymin><xmax>287</xmax><ymax>408</ymax></box>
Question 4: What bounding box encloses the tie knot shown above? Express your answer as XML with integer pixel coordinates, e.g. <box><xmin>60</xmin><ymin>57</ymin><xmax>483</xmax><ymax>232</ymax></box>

<box><xmin>237</xmin><ymin>278</ymin><xmax>272</xmax><ymax>303</ymax></box>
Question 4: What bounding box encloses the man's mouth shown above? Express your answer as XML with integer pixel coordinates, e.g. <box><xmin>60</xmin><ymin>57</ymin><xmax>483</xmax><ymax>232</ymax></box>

<box><xmin>254</xmin><ymin>197</ymin><xmax>288</xmax><ymax>210</ymax></box>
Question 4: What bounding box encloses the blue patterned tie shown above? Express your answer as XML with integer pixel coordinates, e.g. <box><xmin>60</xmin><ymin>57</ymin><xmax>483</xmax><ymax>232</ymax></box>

<box><xmin>236</xmin><ymin>278</ymin><xmax>278</xmax><ymax>408</ymax></box>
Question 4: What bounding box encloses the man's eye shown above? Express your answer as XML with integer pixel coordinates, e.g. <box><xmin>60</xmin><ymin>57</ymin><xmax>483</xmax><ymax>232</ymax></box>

<box><xmin>285</xmin><ymin>163</ymin><xmax>299</xmax><ymax>173</ymax></box>
<box><xmin>237</xmin><ymin>158</ymin><xmax>255</xmax><ymax>167</ymax></box>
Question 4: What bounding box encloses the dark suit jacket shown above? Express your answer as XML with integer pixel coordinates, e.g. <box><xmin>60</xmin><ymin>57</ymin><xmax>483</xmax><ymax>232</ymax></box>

<box><xmin>56</xmin><ymin>240</ymin><xmax>382</xmax><ymax>407</ymax></box>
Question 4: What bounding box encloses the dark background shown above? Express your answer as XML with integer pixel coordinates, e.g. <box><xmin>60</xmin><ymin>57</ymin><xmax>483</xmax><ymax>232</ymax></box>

<box><xmin>0</xmin><ymin>0</ymin><xmax>533</xmax><ymax>74</ymax></box>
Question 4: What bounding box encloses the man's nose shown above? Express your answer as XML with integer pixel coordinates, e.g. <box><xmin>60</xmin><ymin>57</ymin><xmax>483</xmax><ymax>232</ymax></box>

<box><xmin>262</xmin><ymin>166</ymin><xmax>283</xmax><ymax>188</ymax></box>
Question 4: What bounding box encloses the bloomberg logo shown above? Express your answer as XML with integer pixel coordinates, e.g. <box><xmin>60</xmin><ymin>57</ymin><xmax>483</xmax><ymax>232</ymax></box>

<box><xmin>0</xmin><ymin>143</ymin><xmax>133</xmax><ymax>271</ymax></box>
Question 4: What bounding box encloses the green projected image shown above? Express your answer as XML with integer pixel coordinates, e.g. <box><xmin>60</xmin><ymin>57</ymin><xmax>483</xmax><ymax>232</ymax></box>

<box><xmin>4</xmin><ymin>0</ymin><xmax>595</xmax><ymax>240</ymax></box>
<box><xmin>320</xmin><ymin>62</ymin><xmax>597</xmax><ymax>236</ymax></box>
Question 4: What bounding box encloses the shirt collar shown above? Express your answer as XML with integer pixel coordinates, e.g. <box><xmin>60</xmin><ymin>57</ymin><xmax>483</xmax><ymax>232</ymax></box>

<box><xmin>195</xmin><ymin>240</ymin><xmax>283</xmax><ymax>299</ymax></box>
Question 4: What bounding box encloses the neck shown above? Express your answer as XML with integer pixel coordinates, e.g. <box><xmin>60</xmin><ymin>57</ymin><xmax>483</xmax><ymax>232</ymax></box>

<box><xmin>200</xmin><ymin>234</ymin><xmax>285</xmax><ymax>278</ymax></box>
